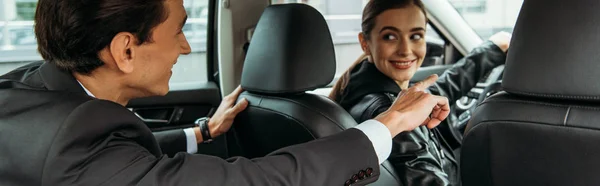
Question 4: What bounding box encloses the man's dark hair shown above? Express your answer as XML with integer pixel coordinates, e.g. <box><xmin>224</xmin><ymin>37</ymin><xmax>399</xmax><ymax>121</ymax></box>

<box><xmin>35</xmin><ymin>0</ymin><xmax>168</xmax><ymax>74</ymax></box>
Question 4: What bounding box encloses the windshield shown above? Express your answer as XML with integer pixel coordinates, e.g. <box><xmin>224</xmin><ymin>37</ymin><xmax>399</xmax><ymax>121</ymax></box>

<box><xmin>448</xmin><ymin>0</ymin><xmax>524</xmax><ymax>39</ymax></box>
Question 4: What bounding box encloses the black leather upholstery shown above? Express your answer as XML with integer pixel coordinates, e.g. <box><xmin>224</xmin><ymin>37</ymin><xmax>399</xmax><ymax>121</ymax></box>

<box><xmin>462</xmin><ymin>92</ymin><xmax>600</xmax><ymax>186</ymax></box>
<box><xmin>232</xmin><ymin>94</ymin><xmax>401</xmax><ymax>186</ymax></box>
<box><xmin>240</xmin><ymin>4</ymin><xmax>335</xmax><ymax>94</ymax></box>
<box><xmin>502</xmin><ymin>0</ymin><xmax>600</xmax><ymax>100</ymax></box>
<box><xmin>232</xmin><ymin>4</ymin><xmax>400</xmax><ymax>185</ymax></box>
<box><xmin>232</xmin><ymin>92</ymin><xmax>358</xmax><ymax>158</ymax></box>
<box><xmin>462</xmin><ymin>0</ymin><xmax>600</xmax><ymax>185</ymax></box>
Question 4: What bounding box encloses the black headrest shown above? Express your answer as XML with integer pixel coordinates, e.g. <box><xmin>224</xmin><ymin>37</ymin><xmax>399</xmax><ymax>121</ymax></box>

<box><xmin>241</xmin><ymin>4</ymin><xmax>335</xmax><ymax>94</ymax></box>
<box><xmin>502</xmin><ymin>0</ymin><xmax>600</xmax><ymax>101</ymax></box>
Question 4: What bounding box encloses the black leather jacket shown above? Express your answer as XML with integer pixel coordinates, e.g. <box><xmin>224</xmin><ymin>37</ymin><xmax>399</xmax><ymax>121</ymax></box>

<box><xmin>335</xmin><ymin>41</ymin><xmax>506</xmax><ymax>186</ymax></box>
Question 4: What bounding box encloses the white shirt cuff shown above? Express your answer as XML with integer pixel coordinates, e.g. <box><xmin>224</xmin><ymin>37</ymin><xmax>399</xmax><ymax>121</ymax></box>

<box><xmin>183</xmin><ymin>128</ymin><xmax>198</xmax><ymax>154</ymax></box>
<box><xmin>353</xmin><ymin>119</ymin><xmax>393</xmax><ymax>164</ymax></box>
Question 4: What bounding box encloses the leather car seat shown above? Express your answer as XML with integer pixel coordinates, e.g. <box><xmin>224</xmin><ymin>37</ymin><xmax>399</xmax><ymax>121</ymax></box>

<box><xmin>461</xmin><ymin>0</ymin><xmax>600</xmax><ymax>185</ymax></box>
<box><xmin>229</xmin><ymin>4</ymin><xmax>400</xmax><ymax>185</ymax></box>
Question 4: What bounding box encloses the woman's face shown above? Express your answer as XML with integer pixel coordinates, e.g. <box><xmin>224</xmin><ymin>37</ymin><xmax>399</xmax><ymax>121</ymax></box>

<box><xmin>359</xmin><ymin>5</ymin><xmax>427</xmax><ymax>88</ymax></box>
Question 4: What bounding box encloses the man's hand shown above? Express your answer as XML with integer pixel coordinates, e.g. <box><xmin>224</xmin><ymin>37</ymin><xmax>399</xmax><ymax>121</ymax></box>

<box><xmin>488</xmin><ymin>31</ymin><xmax>512</xmax><ymax>52</ymax></box>
<box><xmin>374</xmin><ymin>74</ymin><xmax>450</xmax><ymax>137</ymax></box>
<box><xmin>195</xmin><ymin>86</ymin><xmax>248</xmax><ymax>143</ymax></box>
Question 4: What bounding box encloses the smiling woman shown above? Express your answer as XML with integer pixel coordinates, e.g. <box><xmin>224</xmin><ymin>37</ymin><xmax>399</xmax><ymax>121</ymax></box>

<box><xmin>327</xmin><ymin>0</ymin><xmax>509</xmax><ymax>185</ymax></box>
<box><xmin>329</xmin><ymin>0</ymin><xmax>428</xmax><ymax>101</ymax></box>
<box><xmin>357</xmin><ymin>2</ymin><xmax>427</xmax><ymax>89</ymax></box>
<box><xmin>271</xmin><ymin>0</ymin><xmax>447</xmax><ymax>85</ymax></box>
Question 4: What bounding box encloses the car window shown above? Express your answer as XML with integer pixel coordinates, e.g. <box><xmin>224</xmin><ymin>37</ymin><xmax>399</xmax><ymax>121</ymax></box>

<box><xmin>0</xmin><ymin>0</ymin><xmax>209</xmax><ymax>90</ymax></box>
<box><xmin>449</xmin><ymin>0</ymin><xmax>523</xmax><ymax>39</ymax></box>
<box><xmin>271</xmin><ymin>0</ymin><xmax>447</xmax><ymax>76</ymax></box>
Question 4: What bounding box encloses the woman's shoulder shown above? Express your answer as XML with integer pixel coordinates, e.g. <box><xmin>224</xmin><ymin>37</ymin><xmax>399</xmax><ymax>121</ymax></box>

<box><xmin>339</xmin><ymin>61</ymin><xmax>400</xmax><ymax>106</ymax></box>
<box><xmin>347</xmin><ymin>92</ymin><xmax>396</xmax><ymax>123</ymax></box>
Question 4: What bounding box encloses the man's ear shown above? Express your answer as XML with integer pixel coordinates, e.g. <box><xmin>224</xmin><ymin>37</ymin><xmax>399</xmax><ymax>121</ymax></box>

<box><xmin>358</xmin><ymin>32</ymin><xmax>371</xmax><ymax>55</ymax></box>
<box><xmin>109</xmin><ymin>32</ymin><xmax>137</xmax><ymax>73</ymax></box>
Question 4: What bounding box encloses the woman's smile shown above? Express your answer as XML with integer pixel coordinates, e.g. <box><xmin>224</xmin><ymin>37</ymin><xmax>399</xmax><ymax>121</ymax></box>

<box><xmin>389</xmin><ymin>59</ymin><xmax>417</xmax><ymax>70</ymax></box>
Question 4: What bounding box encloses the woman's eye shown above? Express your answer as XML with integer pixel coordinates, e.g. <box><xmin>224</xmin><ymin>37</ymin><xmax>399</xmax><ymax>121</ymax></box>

<box><xmin>383</xmin><ymin>34</ymin><xmax>397</xmax><ymax>40</ymax></box>
<box><xmin>410</xmin><ymin>34</ymin><xmax>423</xmax><ymax>40</ymax></box>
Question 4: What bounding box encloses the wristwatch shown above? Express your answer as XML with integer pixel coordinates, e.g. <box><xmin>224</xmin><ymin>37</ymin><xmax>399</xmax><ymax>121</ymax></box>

<box><xmin>194</xmin><ymin>117</ymin><xmax>213</xmax><ymax>143</ymax></box>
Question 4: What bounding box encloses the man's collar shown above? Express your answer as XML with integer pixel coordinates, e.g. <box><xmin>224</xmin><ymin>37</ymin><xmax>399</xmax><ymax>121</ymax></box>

<box><xmin>77</xmin><ymin>81</ymin><xmax>96</xmax><ymax>98</ymax></box>
<box><xmin>39</xmin><ymin>61</ymin><xmax>88</xmax><ymax>96</ymax></box>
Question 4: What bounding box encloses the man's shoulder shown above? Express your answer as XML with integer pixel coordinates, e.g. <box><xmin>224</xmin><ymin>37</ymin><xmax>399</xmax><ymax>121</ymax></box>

<box><xmin>0</xmin><ymin>60</ymin><xmax>144</xmax><ymax>134</ymax></box>
<box><xmin>67</xmin><ymin>99</ymin><xmax>139</xmax><ymax>122</ymax></box>
<box><xmin>0</xmin><ymin>61</ymin><xmax>46</xmax><ymax>90</ymax></box>
<box><xmin>0</xmin><ymin>88</ymin><xmax>93</xmax><ymax>123</ymax></box>
<box><xmin>32</xmin><ymin>95</ymin><xmax>140</xmax><ymax>127</ymax></box>
<box><xmin>0</xmin><ymin>83</ymin><xmax>135</xmax><ymax>130</ymax></box>
<box><xmin>58</xmin><ymin>99</ymin><xmax>147</xmax><ymax>138</ymax></box>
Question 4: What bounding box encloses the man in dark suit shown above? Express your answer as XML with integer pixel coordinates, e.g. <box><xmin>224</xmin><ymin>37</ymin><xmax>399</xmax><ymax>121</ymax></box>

<box><xmin>0</xmin><ymin>0</ymin><xmax>451</xmax><ymax>185</ymax></box>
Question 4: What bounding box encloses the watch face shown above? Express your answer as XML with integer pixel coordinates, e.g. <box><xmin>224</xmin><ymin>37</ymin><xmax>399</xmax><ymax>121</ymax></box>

<box><xmin>195</xmin><ymin>117</ymin><xmax>209</xmax><ymax>125</ymax></box>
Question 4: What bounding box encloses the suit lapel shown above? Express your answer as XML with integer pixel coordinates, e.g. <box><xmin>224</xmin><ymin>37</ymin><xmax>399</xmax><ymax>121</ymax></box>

<box><xmin>38</xmin><ymin>62</ymin><xmax>88</xmax><ymax>95</ymax></box>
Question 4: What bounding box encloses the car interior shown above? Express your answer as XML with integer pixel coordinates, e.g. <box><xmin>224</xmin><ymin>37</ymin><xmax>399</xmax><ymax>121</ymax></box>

<box><xmin>228</xmin><ymin>4</ymin><xmax>400</xmax><ymax>185</ymax></box>
<box><xmin>8</xmin><ymin>0</ymin><xmax>597</xmax><ymax>185</ymax></box>
<box><xmin>231</xmin><ymin>3</ymin><xmax>353</xmax><ymax>158</ymax></box>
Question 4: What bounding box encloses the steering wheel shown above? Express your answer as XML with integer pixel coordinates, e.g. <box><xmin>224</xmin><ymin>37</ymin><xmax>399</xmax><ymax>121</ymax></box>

<box><xmin>455</xmin><ymin>65</ymin><xmax>505</xmax><ymax>133</ymax></box>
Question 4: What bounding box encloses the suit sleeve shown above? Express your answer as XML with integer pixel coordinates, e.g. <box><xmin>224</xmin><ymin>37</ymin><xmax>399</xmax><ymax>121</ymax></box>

<box><xmin>41</xmin><ymin>100</ymin><xmax>380</xmax><ymax>186</ymax></box>
<box><xmin>152</xmin><ymin>129</ymin><xmax>188</xmax><ymax>157</ymax></box>
<box><xmin>428</xmin><ymin>40</ymin><xmax>507</xmax><ymax>102</ymax></box>
<box><xmin>347</xmin><ymin>94</ymin><xmax>451</xmax><ymax>186</ymax></box>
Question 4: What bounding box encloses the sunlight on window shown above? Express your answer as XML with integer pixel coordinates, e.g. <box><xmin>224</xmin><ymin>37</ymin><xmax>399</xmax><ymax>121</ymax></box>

<box><xmin>449</xmin><ymin>0</ymin><xmax>523</xmax><ymax>39</ymax></box>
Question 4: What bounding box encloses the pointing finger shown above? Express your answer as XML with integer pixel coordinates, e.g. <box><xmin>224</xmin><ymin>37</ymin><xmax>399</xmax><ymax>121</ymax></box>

<box><xmin>412</xmin><ymin>74</ymin><xmax>438</xmax><ymax>91</ymax></box>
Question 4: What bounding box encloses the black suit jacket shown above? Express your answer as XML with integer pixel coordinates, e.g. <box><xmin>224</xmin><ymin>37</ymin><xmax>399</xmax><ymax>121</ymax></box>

<box><xmin>0</xmin><ymin>61</ymin><xmax>380</xmax><ymax>185</ymax></box>
<box><xmin>0</xmin><ymin>60</ymin><xmax>188</xmax><ymax>156</ymax></box>
<box><xmin>153</xmin><ymin>128</ymin><xmax>188</xmax><ymax>156</ymax></box>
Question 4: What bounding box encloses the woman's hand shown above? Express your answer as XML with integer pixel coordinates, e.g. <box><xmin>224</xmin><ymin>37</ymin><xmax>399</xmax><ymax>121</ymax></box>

<box><xmin>375</xmin><ymin>74</ymin><xmax>451</xmax><ymax>137</ymax></box>
<box><xmin>488</xmin><ymin>31</ymin><xmax>512</xmax><ymax>52</ymax></box>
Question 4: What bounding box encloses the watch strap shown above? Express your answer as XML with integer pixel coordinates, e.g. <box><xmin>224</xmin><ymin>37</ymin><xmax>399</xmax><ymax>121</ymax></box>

<box><xmin>195</xmin><ymin>117</ymin><xmax>212</xmax><ymax>143</ymax></box>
